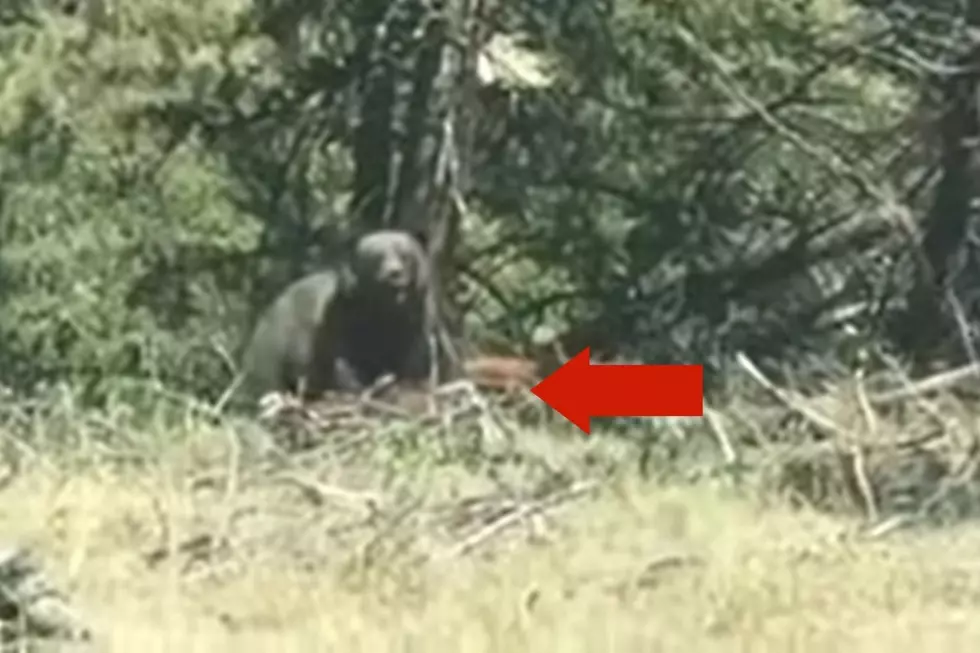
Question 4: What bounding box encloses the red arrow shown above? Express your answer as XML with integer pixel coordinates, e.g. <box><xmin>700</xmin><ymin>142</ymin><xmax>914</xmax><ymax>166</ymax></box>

<box><xmin>530</xmin><ymin>347</ymin><xmax>703</xmax><ymax>434</ymax></box>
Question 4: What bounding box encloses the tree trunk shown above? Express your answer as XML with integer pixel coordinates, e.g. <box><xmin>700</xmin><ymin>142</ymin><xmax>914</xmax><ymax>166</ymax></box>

<box><xmin>898</xmin><ymin>3</ymin><xmax>980</xmax><ymax>366</ymax></box>
<box><xmin>351</xmin><ymin>0</ymin><xmax>497</xmax><ymax>379</ymax></box>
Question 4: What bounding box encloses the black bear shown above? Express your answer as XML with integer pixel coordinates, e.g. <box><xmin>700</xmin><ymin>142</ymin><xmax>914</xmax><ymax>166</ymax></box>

<box><xmin>240</xmin><ymin>229</ymin><xmax>435</xmax><ymax>400</ymax></box>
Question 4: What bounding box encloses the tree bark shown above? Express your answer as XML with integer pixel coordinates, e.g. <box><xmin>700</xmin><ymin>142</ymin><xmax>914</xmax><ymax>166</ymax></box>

<box><xmin>350</xmin><ymin>0</ymin><xmax>498</xmax><ymax>378</ymax></box>
<box><xmin>898</xmin><ymin>4</ymin><xmax>980</xmax><ymax>364</ymax></box>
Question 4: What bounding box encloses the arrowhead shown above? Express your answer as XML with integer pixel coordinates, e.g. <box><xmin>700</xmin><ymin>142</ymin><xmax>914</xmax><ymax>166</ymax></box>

<box><xmin>530</xmin><ymin>347</ymin><xmax>593</xmax><ymax>434</ymax></box>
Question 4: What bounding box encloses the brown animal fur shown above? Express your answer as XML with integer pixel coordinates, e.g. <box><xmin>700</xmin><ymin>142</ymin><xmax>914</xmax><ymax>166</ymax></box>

<box><xmin>331</xmin><ymin>347</ymin><xmax>567</xmax><ymax>419</ymax></box>
<box><xmin>360</xmin><ymin>356</ymin><xmax>543</xmax><ymax>416</ymax></box>
<box><xmin>463</xmin><ymin>355</ymin><xmax>541</xmax><ymax>393</ymax></box>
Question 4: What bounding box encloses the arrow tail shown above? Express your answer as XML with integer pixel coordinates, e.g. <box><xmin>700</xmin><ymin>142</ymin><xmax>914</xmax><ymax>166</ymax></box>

<box><xmin>590</xmin><ymin>364</ymin><xmax>703</xmax><ymax>417</ymax></box>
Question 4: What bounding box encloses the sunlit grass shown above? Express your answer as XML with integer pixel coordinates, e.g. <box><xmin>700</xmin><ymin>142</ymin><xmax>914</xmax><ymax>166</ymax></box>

<box><xmin>3</xmin><ymin>413</ymin><xmax>979</xmax><ymax>652</ymax></box>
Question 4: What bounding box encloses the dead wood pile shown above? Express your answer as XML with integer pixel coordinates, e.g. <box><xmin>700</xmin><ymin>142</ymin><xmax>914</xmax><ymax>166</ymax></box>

<box><xmin>720</xmin><ymin>354</ymin><xmax>980</xmax><ymax>531</ymax></box>
<box><xmin>140</xmin><ymin>377</ymin><xmax>604</xmax><ymax>591</ymax></box>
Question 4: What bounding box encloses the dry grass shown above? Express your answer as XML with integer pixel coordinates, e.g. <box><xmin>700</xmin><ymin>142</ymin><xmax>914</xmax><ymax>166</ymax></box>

<box><xmin>3</xmin><ymin>395</ymin><xmax>980</xmax><ymax>652</ymax></box>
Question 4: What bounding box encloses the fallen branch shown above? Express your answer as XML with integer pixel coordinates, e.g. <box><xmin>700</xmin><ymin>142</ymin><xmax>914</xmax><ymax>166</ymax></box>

<box><xmin>438</xmin><ymin>480</ymin><xmax>599</xmax><ymax>560</ymax></box>
<box><xmin>735</xmin><ymin>351</ymin><xmax>848</xmax><ymax>437</ymax></box>
<box><xmin>867</xmin><ymin>362</ymin><xmax>980</xmax><ymax>405</ymax></box>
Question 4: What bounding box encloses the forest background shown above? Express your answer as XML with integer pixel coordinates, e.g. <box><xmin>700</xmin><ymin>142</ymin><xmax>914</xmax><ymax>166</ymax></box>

<box><xmin>3</xmin><ymin>0</ymin><xmax>980</xmax><ymax>649</ymax></box>
<box><xmin>1</xmin><ymin>0</ymin><xmax>969</xmax><ymax>405</ymax></box>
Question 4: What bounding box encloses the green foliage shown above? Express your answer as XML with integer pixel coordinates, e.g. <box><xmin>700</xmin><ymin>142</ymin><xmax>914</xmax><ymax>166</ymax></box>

<box><xmin>466</xmin><ymin>0</ymin><xmax>917</xmax><ymax>371</ymax></box>
<box><xmin>0</xmin><ymin>0</ymin><xmax>939</xmax><ymax>403</ymax></box>
<box><xmin>0</xmin><ymin>3</ymin><xmax>262</xmax><ymax>400</ymax></box>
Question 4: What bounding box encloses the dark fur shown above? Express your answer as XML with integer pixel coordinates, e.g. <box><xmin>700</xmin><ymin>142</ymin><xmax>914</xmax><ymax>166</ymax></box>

<box><xmin>241</xmin><ymin>230</ymin><xmax>434</xmax><ymax>400</ymax></box>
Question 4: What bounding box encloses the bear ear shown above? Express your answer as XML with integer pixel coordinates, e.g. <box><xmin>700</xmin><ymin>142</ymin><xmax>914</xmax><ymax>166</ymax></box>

<box><xmin>412</xmin><ymin>229</ymin><xmax>430</xmax><ymax>251</ymax></box>
<box><xmin>341</xmin><ymin>229</ymin><xmax>364</xmax><ymax>252</ymax></box>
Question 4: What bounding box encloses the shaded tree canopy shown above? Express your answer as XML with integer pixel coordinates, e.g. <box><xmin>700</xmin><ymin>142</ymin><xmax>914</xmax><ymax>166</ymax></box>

<box><xmin>0</xmin><ymin>0</ymin><xmax>976</xmax><ymax>402</ymax></box>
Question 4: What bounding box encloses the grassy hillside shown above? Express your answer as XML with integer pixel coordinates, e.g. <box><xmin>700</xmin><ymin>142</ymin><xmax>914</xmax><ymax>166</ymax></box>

<box><xmin>2</xmin><ymin>383</ymin><xmax>979</xmax><ymax>651</ymax></box>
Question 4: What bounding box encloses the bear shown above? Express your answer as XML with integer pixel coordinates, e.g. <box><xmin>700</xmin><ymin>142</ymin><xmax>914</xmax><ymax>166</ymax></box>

<box><xmin>239</xmin><ymin>229</ymin><xmax>436</xmax><ymax>402</ymax></box>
